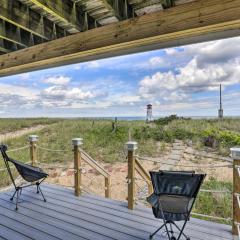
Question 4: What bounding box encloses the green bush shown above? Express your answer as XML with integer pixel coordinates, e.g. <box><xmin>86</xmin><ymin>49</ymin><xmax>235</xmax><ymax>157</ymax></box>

<box><xmin>202</xmin><ymin>127</ymin><xmax>240</xmax><ymax>147</ymax></box>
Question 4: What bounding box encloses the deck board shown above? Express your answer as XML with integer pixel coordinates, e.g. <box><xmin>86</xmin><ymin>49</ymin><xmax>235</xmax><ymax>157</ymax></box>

<box><xmin>0</xmin><ymin>184</ymin><xmax>233</xmax><ymax>240</ymax></box>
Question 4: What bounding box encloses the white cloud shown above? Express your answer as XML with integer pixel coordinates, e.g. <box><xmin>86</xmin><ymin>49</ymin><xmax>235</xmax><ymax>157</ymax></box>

<box><xmin>74</xmin><ymin>61</ymin><xmax>100</xmax><ymax>70</ymax></box>
<box><xmin>19</xmin><ymin>73</ymin><xmax>31</xmax><ymax>80</ymax></box>
<box><xmin>42</xmin><ymin>76</ymin><xmax>71</xmax><ymax>85</ymax></box>
<box><xmin>42</xmin><ymin>85</ymin><xmax>95</xmax><ymax>101</ymax></box>
<box><xmin>164</xmin><ymin>48</ymin><xmax>179</xmax><ymax>56</ymax></box>
<box><xmin>139</xmin><ymin>58</ymin><xmax>240</xmax><ymax>100</ymax></box>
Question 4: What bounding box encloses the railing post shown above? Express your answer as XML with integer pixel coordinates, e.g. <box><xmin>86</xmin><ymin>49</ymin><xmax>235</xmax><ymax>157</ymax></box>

<box><xmin>29</xmin><ymin>135</ymin><xmax>38</xmax><ymax>166</ymax></box>
<box><xmin>126</xmin><ymin>141</ymin><xmax>138</xmax><ymax>210</ymax></box>
<box><xmin>72</xmin><ymin>138</ymin><xmax>83</xmax><ymax>197</ymax></box>
<box><xmin>231</xmin><ymin>147</ymin><xmax>240</xmax><ymax>238</ymax></box>
<box><xmin>105</xmin><ymin>177</ymin><xmax>111</xmax><ymax>198</ymax></box>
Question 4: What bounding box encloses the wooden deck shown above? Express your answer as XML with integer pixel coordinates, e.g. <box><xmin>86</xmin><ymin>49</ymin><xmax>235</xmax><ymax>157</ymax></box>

<box><xmin>0</xmin><ymin>184</ymin><xmax>233</xmax><ymax>240</ymax></box>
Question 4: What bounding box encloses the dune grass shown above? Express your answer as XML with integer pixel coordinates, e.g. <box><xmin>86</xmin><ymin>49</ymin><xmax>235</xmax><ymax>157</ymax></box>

<box><xmin>0</xmin><ymin>117</ymin><xmax>238</xmax><ymax>223</ymax></box>
<box><xmin>0</xmin><ymin>118</ymin><xmax>59</xmax><ymax>134</ymax></box>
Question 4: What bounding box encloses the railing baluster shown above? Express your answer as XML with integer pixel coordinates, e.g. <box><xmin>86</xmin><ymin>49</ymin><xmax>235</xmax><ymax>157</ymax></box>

<box><xmin>230</xmin><ymin>148</ymin><xmax>240</xmax><ymax>238</ymax></box>
<box><xmin>29</xmin><ymin>135</ymin><xmax>38</xmax><ymax>166</ymax></box>
<box><xmin>72</xmin><ymin>138</ymin><xmax>83</xmax><ymax>197</ymax></box>
<box><xmin>126</xmin><ymin>141</ymin><xmax>138</xmax><ymax>210</ymax></box>
<box><xmin>105</xmin><ymin>177</ymin><xmax>111</xmax><ymax>198</ymax></box>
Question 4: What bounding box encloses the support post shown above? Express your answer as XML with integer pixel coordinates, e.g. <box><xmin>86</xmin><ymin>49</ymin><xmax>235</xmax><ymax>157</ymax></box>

<box><xmin>29</xmin><ymin>135</ymin><xmax>38</xmax><ymax>166</ymax></box>
<box><xmin>126</xmin><ymin>141</ymin><xmax>138</xmax><ymax>210</ymax></box>
<box><xmin>72</xmin><ymin>138</ymin><xmax>83</xmax><ymax>197</ymax></box>
<box><xmin>105</xmin><ymin>177</ymin><xmax>111</xmax><ymax>198</ymax></box>
<box><xmin>231</xmin><ymin>147</ymin><xmax>240</xmax><ymax>238</ymax></box>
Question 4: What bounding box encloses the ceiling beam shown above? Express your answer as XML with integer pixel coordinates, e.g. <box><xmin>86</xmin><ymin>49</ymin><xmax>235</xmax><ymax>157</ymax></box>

<box><xmin>0</xmin><ymin>39</ymin><xmax>11</xmax><ymax>54</ymax></box>
<box><xmin>0</xmin><ymin>48</ymin><xmax>10</xmax><ymax>54</ymax></box>
<box><xmin>98</xmin><ymin>0</ymin><xmax>133</xmax><ymax>20</ymax></box>
<box><xmin>18</xmin><ymin>0</ymin><xmax>82</xmax><ymax>33</ymax></box>
<box><xmin>1</xmin><ymin>0</ymin><xmax>240</xmax><ymax>77</ymax></box>
<box><xmin>0</xmin><ymin>0</ymin><xmax>48</xmax><ymax>40</ymax></box>
<box><xmin>0</xmin><ymin>19</ymin><xmax>28</xmax><ymax>48</ymax></box>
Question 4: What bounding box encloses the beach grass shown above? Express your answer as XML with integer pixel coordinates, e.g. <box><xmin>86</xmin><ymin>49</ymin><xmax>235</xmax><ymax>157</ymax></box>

<box><xmin>0</xmin><ymin>117</ymin><xmax>238</xmax><ymax>223</ymax></box>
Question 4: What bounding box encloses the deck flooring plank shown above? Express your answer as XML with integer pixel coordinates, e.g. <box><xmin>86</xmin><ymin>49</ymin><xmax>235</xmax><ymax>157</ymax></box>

<box><xmin>0</xmin><ymin>184</ymin><xmax>233</xmax><ymax>240</ymax></box>
<box><xmin>0</xmin><ymin>212</ymin><xmax>57</xmax><ymax>240</ymax></box>
<box><xmin>0</xmin><ymin>195</ymin><xmax>107</xmax><ymax>240</ymax></box>
<box><xmin>25</xmin><ymin>188</ymin><xmax>160</xmax><ymax>235</ymax></box>
<box><xmin>41</xmin><ymin>184</ymin><xmax>233</xmax><ymax>239</ymax></box>
<box><xmin>27</xmin><ymin>187</ymin><xmax>232</xmax><ymax>240</ymax></box>
<box><xmin>1</xmin><ymin>196</ymin><xmax>124</xmax><ymax>240</ymax></box>
<box><xmin>0</xmin><ymin>199</ymin><xmax>87</xmax><ymax>240</ymax></box>
<box><xmin>5</xmin><ymin>191</ymin><xmax>146</xmax><ymax>240</ymax></box>
<box><xmin>0</xmin><ymin>224</ymin><xmax>32</xmax><ymax>240</ymax></box>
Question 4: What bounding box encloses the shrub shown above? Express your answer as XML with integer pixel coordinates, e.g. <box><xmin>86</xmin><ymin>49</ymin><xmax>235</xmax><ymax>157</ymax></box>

<box><xmin>154</xmin><ymin>115</ymin><xmax>191</xmax><ymax>126</ymax></box>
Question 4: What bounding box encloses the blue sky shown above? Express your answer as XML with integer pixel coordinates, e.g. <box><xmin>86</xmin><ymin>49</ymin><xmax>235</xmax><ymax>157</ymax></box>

<box><xmin>1</xmin><ymin>36</ymin><xmax>240</xmax><ymax>118</ymax></box>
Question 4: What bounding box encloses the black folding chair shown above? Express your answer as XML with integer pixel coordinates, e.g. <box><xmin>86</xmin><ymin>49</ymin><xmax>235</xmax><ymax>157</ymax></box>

<box><xmin>0</xmin><ymin>144</ymin><xmax>48</xmax><ymax>210</ymax></box>
<box><xmin>147</xmin><ymin>170</ymin><xmax>206</xmax><ymax>240</ymax></box>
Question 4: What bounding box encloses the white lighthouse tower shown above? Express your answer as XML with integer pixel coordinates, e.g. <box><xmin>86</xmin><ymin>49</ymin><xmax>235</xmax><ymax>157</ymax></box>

<box><xmin>146</xmin><ymin>104</ymin><xmax>153</xmax><ymax>123</ymax></box>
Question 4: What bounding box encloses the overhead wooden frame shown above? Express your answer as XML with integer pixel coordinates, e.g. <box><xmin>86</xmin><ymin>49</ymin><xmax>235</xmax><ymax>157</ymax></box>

<box><xmin>1</xmin><ymin>0</ymin><xmax>240</xmax><ymax>77</ymax></box>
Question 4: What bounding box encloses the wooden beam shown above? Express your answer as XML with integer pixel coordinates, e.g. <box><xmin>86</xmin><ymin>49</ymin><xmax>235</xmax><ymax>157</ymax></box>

<box><xmin>1</xmin><ymin>0</ymin><xmax>240</xmax><ymax>76</ymax></box>
<box><xmin>0</xmin><ymin>46</ymin><xmax>10</xmax><ymax>54</ymax></box>
<box><xmin>0</xmin><ymin>19</ymin><xmax>28</xmax><ymax>48</ymax></box>
<box><xmin>135</xmin><ymin>159</ymin><xmax>153</xmax><ymax>194</ymax></box>
<box><xmin>0</xmin><ymin>0</ymin><xmax>48</xmax><ymax>40</ymax></box>
<box><xmin>99</xmin><ymin>0</ymin><xmax>133</xmax><ymax>20</ymax></box>
<box><xmin>18</xmin><ymin>0</ymin><xmax>82</xmax><ymax>33</ymax></box>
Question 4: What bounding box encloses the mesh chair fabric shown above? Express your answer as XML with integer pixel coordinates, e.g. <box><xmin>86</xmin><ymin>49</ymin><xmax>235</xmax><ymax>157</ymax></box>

<box><xmin>147</xmin><ymin>171</ymin><xmax>205</xmax><ymax>221</ymax></box>
<box><xmin>10</xmin><ymin>159</ymin><xmax>48</xmax><ymax>182</ymax></box>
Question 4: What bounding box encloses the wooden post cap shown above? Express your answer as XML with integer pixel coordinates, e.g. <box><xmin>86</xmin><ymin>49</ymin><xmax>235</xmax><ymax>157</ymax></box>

<box><xmin>230</xmin><ymin>147</ymin><xmax>240</xmax><ymax>160</ymax></box>
<box><xmin>72</xmin><ymin>138</ymin><xmax>83</xmax><ymax>146</ymax></box>
<box><xmin>126</xmin><ymin>141</ymin><xmax>138</xmax><ymax>151</ymax></box>
<box><xmin>29</xmin><ymin>135</ymin><xmax>38</xmax><ymax>142</ymax></box>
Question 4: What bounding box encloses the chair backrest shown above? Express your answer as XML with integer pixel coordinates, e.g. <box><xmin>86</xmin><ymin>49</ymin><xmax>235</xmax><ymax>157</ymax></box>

<box><xmin>0</xmin><ymin>144</ymin><xmax>17</xmax><ymax>188</ymax></box>
<box><xmin>150</xmin><ymin>170</ymin><xmax>206</xmax><ymax>198</ymax></box>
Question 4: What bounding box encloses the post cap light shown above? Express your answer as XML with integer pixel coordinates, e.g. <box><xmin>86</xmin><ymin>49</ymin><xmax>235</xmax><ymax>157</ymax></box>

<box><xmin>29</xmin><ymin>135</ymin><xmax>38</xmax><ymax>142</ymax></box>
<box><xmin>230</xmin><ymin>147</ymin><xmax>240</xmax><ymax>160</ymax></box>
<box><xmin>126</xmin><ymin>141</ymin><xmax>138</xmax><ymax>151</ymax></box>
<box><xmin>72</xmin><ymin>138</ymin><xmax>83</xmax><ymax>146</ymax></box>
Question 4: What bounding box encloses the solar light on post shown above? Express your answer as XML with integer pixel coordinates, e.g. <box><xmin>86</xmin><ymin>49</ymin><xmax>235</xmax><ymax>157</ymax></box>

<box><xmin>29</xmin><ymin>135</ymin><xmax>38</xmax><ymax>166</ymax></box>
<box><xmin>72</xmin><ymin>138</ymin><xmax>83</xmax><ymax>197</ymax></box>
<box><xmin>126</xmin><ymin>141</ymin><xmax>138</xmax><ymax>210</ymax></box>
<box><xmin>230</xmin><ymin>147</ymin><xmax>240</xmax><ymax>237</ymax></box>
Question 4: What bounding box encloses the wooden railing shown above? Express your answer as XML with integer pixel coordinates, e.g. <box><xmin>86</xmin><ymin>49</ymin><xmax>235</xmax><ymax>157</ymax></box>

<box><xmin>72</xmin><ymin>138</ymin><xmax>111</xmax><ymax>198</ymax></box>
<box><xmin>125</xmin><ymin>141</ymin><xmax>240</xmax><ymax>238</ymax></box>
<box><xmin>232</xmin><ymin>149</ymin><xmax>240</xmax><ymax>237</ymax></box>
<box><xmin>2</xmin><ymin>136</ymin><xmax>240</xmax><ymax>238</ymax></box>
<box><xmin>29</xmin><ymin>135</ymin><xmax>111</xmax><ymax>198</ymax></box>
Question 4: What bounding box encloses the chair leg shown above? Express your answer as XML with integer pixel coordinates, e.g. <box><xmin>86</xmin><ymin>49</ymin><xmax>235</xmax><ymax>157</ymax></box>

<box><xmin>169</xmin><ymin>222</ymin><xmax>175</xmax><ymax>238</ymax></box>
<box><xmin>149</xmin><ymin>223</ymin><xmax>165</xmax><ymax>239</ymax></box>
<box><xmin>15</xmin><ymin>189</ymin><xmax>20</xmax><ymax>211</ymax></box>
<box><xmin>157</xmin><ymin>201</ymin><xmax>171</xmax><ymax>240</ymax></box>
<box><xmin>36</xmin><ymin>182</ymin><xmax>39</xmax><ymax>194</ymax></box>
<box><xmin>10</xmin><ymin>189</ymin><xmax>17</xmax><ymax>201</ymax></box>
<box><xmin>37</xmin><ymin>184</ymin><xmax>47</xmax><ymax>202</ymax></box>
<box><xmin>172</xmin><ymin>220</ymin><xmax>190</xmax><ymax>240</ymax></box>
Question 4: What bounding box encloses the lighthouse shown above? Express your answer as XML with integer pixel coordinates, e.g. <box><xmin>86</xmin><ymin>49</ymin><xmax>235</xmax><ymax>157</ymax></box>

<box><xmin>146</xmin><ymin>104</ymin><xmax>153</xmax><ymax>123</ymax></box>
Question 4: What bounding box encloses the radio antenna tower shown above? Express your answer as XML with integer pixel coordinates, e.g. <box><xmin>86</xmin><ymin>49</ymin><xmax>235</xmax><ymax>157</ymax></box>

<box><xmin>218</xmin><ymin>84</ymin><xmax>223</xmax><ymax>119</ymax></box>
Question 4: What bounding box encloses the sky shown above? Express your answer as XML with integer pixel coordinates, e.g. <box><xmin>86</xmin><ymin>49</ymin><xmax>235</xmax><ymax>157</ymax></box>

<box><xmin>1</xmin><ymin>36</ymin><xmax>240</xmax><ymax>118</ymax></box>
